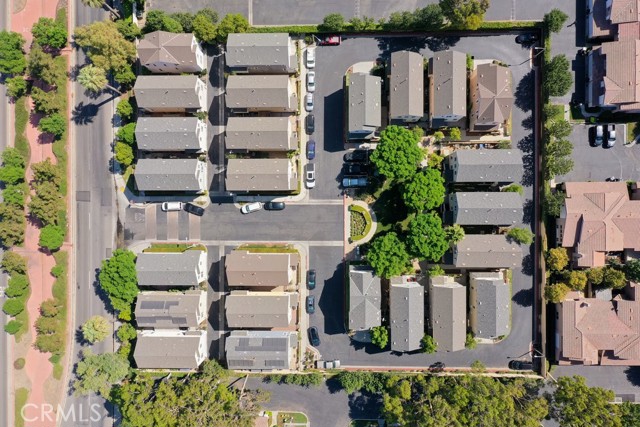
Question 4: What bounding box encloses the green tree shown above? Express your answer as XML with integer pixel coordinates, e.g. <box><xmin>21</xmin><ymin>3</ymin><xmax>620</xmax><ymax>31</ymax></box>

<box><xmin>197</xmin><ymin>8</ymin><xmax>219</xmax><ymax>25</ymax></box>
<box><xmin>0</xmin><ymin>31</ymin><xmax>27</xmax><ymax>75</ymax></box>
<box><xmin>349</xmin><ymin>16</ymin><xmax>378</xmax><ymax>31</ymax></box>
<box><xmin>566</xmin><ymin>270</ymin><xmax>587</xmax><ymax>291</ymax></box>
<box><xmin>31</xmin><ymin>87</ymin><xmax>64</xmax><ymax>114</ymax></box>
<box><xmin>407</xmin><ymin>212</ymin><xmax>449</xmax><ymax>262</ymax></box>
<box><xmin>116</xmin><ymin>98</ymin><xmax>134</xmax><ymax>121</ymax></box>
<box><xmin>29</xmin><ymin>182</ymin><xmax>63</xmax><ymax>225</ymax></box>
<box><xmin>116</xmin><ymin>323</ymin><xmax>137</xmax><ymax>342</ymax></box>
<box><xmin>2</xmin><ymin>184</ymin><xmax>27</xmax><ymax>207</ymax></box>
<box><xmin>470</xmin><ymin>360</ymin><xmax>486</xmax><ymax>372</ymax></box>
<box><xmin>502</xmin><ymin>183</ymin><xmax>524</xmax><ymax>196</ymax></box>
<box><xmin>115</xmin><ymin>19</ymin><xmax>141</xmax><ymax>41</ymax></box>
<box><xmin>544</xmin><ymin>138</ymin><xmax>574</xmax><ymax>179</ymax></box>
<box><xmin>428</xmin><ymin>265</ymin><xmax>445</xmax><ymax>277</ymax></box>
<box><xmin>439</xmin><ymin>0</ymin><xmax>489</xmax><ymax>29</ymax></box>
<box><xmin>35</xmin><ymin>316</ymin><xmax>59</xmax><ymax>334</ymax></box>
<box><xmin>114</xmin><ymin>142</ymin><xmax>134</xmax><ymax>167</ymax></box>
<box><xmin>0</xmin><ymin>166</ymin><xmax>25</xmax><ymax>185</ymax></box>
<box><xmin>367</xmin><ymin>232</ymin><xmax>412</xmax><ymax>279</ymax></box>
<box><xmin>385</xmin><ymin>11</ymin><xmax>415</xmax><ymax>30</ymax></box>
<box><xmin>39</xmin><ymin>224</ymin><xmax>65</xmax><ymax>251</ymax></box>
<box><xmin>32</xmin><ymin>158</ymin><xmax>61</xmax><ymax>187</ymax></box>
<box><xmin>546</xmin><ymin>118</ymin><xmax>572</xmax><ymax>139</ymax></box>
<box><xmin>370</xmin><ymin>125</ymin><xmax>423</xmax><ymax>181</ymax></box>
<box><xmin>545</xmin><ymin>283</ymin><xmax>570</xmax><ymax>303</ymax></box>
<box><xmin>99</xmin><ymin>249</ymin><xmax>138</xmax><ymax>313</ymax></box>
<box><xmin>216</xmin><ymin>13</ymin><xmax>249</xmax><ymax>42</ymax></box>
<box><xmin>4</xmin><ymin>320</ymin><xmax>22</xmax><ymax>334</ymax></box>
<box><xmin>80</xmin><ymin>0</ymin><xmax>120</xmax><ymax>18</ymax></box>
<box><xmin>38</xmin><ymin>113</ymin><xmax>66</xmax><ymax>138</ymax></box>
<box><xmin>550</xmin><ymin>376</ymin><xmax>620</xmax><ymax>427</ymax></box>
<box><xmin>625</xmin><ymin>259</ymin><xmax>640</xmax><ymax>282</ymax></box>
<box><xmin>336</xmin><ymin>371</ymin><xmax>367</xmax><ymax>394</ymax></box>
<box><xmin>2</xmin><ymin>251</ymin><xmax>27</xmax><ymax>275</ymax></box>
<box><xmin>40</xmin><ymin>299</ymin><xmax>60</xmax><ymax>317</ymax></box>
<box><xmin>82</xmin><ymin>315</ymin><xmax>110</xmax><ymax>343</ymax></box>
<box><xmin>74</xmin><ymin>349</ymin><xmax>130</xmax><ymax>397</ymax></box>
<box><xmin>449</xmin><ymin>127</ymin><xmax>462</xmax><ymax>140</ymax></box>
<box><xmin>544</xmin><ymin>9</ymin><xmax>569</xmax><ymax>33</ymax></box>
<box><xmin>507</xmin><ymin>227</ymin><xmax>534</xmax><ymax>245</ymax></box>
<box><xmin>544</xmin><ymin>55</ymin><xmax>573</xmax><ymax>97</ymax></box>
<box><xmin>465</xmin><ymin>332</ymin><xmax>477</xmax><ymax>349</ymax></box>
<box><xmin>31</xmin><ymin>17</ymin><xmax>68</xmax><ymax>49</ymax></box>
<box><xmin>587</xmin><ymin>267</ymin><xmax>605</xmax><ymax>286</ymax></box>
<box><xmin>3</xmin><ymin>298</ymin><xmax>25</xmax><ymax>316</ymax></box>
<box><xmin>546</xmin><ymin>247</ymin><xmax>569</xmax><ymax>272</ymax></box>
<box><xmin>414</xmin><ymin>4</ymin><xmax>445</xmax><ymax>30</ymax></box>
<box><xmin>0</xmin><ymin>204</ymin><xmax>26</xmax><ymax>246</ymax></box>
<box><xmin>78</xmin><ymin>64</ymin><xmax>121</xmax><ymax>94</ymax></box>
<box><xmin>319</xmin><ymin>13</ymin><xmax>345</xmax><ymax>32</ymax></box>
<box><xmin>370</xmin><ymin>326</ymin><xmax>389</xmax><ymax>349</ymax></box>
<box><xmin>433</xmin><ymin>131</ymin><xmax>445</xmax><ymax>142</ymax></box>
<box><xmin>116</xmin><ymin>122</ymin><xmax>136</xmax><ymax>145</ymax></box>
<box><xmin>5</xmin><ymin>274</ymin><xmax>29</xmax><ymax>297</ymax></box>
<box><xmin>3</xmin><ymin>147</ymin><xmax>25</xmax><ymax>168</ymax></box>
<box><xmin>34</xmin><ymin>330</ymin><xmax>64</xmax><ymax>353</ymax></box>
<box><xmin>193</xmin><ymin>13</ymin><xmax>217</xmax><ymax>44</ymax></box>
<box><xmin>114</xmin><ymin>64</ymin><xmax>136</xmax><ymax>87</ymax></box>
<box><xmin>444</xmin><ymin>224</ymin><xmax>465</xmax><ymax>245</ymax></box>
<box><xmin>143</xmin><ymin>10</ymin><xmax>183</xmax><ymax>33</ymax></box>
<box><xmin>170</xmin><ymin>12</ymin><xmax>196</xmax><ymax>32</ymax></box>
<box><xmin>5</xmin><ymin>76</ymin><xmax>27</xmax><ymax>98</ymax></box>
<box><xmin>427</xmin><ymin>152</ymin><xmax>444</xmax><ymax>169</ymax></box>
<box><xmin>74</xmin><ymin>21</ymin><xmax>136</xmax><ymax>74</ymax></box>
<box><xmin>421</xmin><ymin>334</ymin><xmax>437</xmax><ymax>353</ymax></box>
<box><xmin>402</xmin><ymin>168</ymin><xmax>446</xmax><ymax>211</ymax></box>
<box><xmin>602</xmin><ymin>267</ymin><xmax>626</xmax><ymax>289</ymax></box>
<box><xmin>28</xmin><ymin>44</ymin><xmax>65</xmax><ymax>86</ymax></box>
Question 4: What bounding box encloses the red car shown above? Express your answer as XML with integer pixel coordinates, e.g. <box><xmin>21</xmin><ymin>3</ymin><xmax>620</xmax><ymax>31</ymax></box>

<box><xmin>319</xmin><ymin>35</ymin><xmax>341</xmax><ymax>46</ymax></box>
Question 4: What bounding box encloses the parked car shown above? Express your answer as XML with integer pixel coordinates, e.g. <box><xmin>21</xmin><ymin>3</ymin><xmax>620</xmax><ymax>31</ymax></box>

<box><xmin>161</xmin><ymin>202</ymin><xmax>183</xmax><ymax>212</ymax></box>
<box><xmin>183</xmin><ymin>202</ymin><xmax>204</xmax><ymax>216</ymax></box>
<box><xmin>343</xmin><ymin>163</ymin><xmax>367</xmax><ymax>175</ymax></box>
<box><xmin>305</xmin><ymin>114</ymin><xmax>315</xmax><ymax>134</ymax></box>
<box><xmin>306</xmin><ymin>295</ymin><xmax>315</xmax><ymax>314</ymax></box>
<box><xmin>318</xmin><ymin>35</ymin><xmax>341</xmax><ymax>46</ymax></box>
<box><xmin>343</xmin><ymin>150</ymin><xmax>369</xmax><ymax>163</ymax></box>
<box><xmin>308</xmin><ymin>327</ymin><xmax>320</xmax><ymax>346</ymax></box>
<box><xmin>429</xmin><ymin>362</ymin><xmax>446</xmax><ymax>372</ymax></box>
<box><xmin>305</xmin><ymin>93</ymin><xmax>314</xmax><ymax>112</ymax></box>
<box><xmin>515</xmin><ymin>33</ymin><xmax>539</xmax><ymax>44</ymax></box>
<box><xmin>240</xmin><ymin>202</ymin><xmax>263</xmax><ymax>214</ymax></box>
<box><xmin>305</xmin><ymin>163</ymin><xmax>316</xmax><ymax>189</ymax></box>
<box><xmin>306</xmin><ymin>49</ymin><xmax>315</xmax><ymax>69</ymax></box>
<box><xmin>317</xmin><ymin>359</ymin><xmax>340</xmax><ymax>369</ymax></box>
<box><xmin>307</xmin><ymin>71</ymin><xmax>316</xmax><ymax>92</ymax></box>
<box><xmin>606</xmin><ymin>176</ymin><xmax>621</xmax><ymax>182</ymax></box>
<box><xmin>307</xmin><ymin>269</ymin><xmax>316</xmax><ymax>290</ymax></box>
<box><xmin>264</xmin><ymin>201</ymin><xmax>286</xmax><ymax>210</ymax></box>
<box><xmin>594</xmin><ymin>125</ymin><xmax>604</xmax><ymax>146</ymax></box>
<box><xmin>606</xmin><ymin>124</ymin><xmax>616</xmax><ymax>147</ymax></box>
<box><xmin>508</xmin><ymin>360</ymin><xmax>533</xmax><ymax>370</ymax></box>
<box><xmin>342</xmin><ymin>176</ymin><xmax>368</xmax><ymax>188</ymax></box>
<box><xmin>306</xmin><ymin>139</ymin><xmax>316</xmax><ymax>160</ymax></box>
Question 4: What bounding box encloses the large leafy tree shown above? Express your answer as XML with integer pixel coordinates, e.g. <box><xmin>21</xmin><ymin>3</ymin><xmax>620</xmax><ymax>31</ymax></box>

<box><xmin>367</xmin><ymin>232</ymin><xmax>412</xmax><ymax>279</ymax></box>
<box><xmin>82</xmin><ymin>315</ymin><xmax>110</xmax><ymax>343</ymax></box>
<box><xmin>370</xmin><ymin>326</ymin><xmax>389</xmax><ymax>349</ymax></box>
<box><xmin>143</xmin><ymin>10</ymin><xmax>183</xmax><ymax>34</ymax></box>
<box><xmin>0</xmin><ymin>31</ymin><xmax>27</xmax><ymax>75</ymax></box>
<box><xmin>370</xmin><ymin>125</ymin><xmax>423</xmax><ymax>181</ymax></box>
<box><xmin>31</xmin><ymin>87</ymin><xmax>64</xmax><ymax>114</ymax></box>
<box><xmin>565</xmin><ymin>270</ymin><xmax>587</xmax><ymax>291</ymax></box>
<box><xmin>0</xmin><ymin>204</ymin><xmax>26</xmax><ymax>247</ymax></box>
<box><xmin>545</xmin><ymin>283</ymin><xmax>570</xmax><ymax>303</ymax></box>
<box><xmin>546</xmin><ymin>247</ymin><xmax>569</xmax><ymax>271</ymax></box>
<box><xmin>29</xmin><ymin>181</ymin><xmax>63</xmax><ymax>225</ymax></box>
<box><xmin>77</xmin><ymin>64</ymin><xmax>121</xmax><ymax>94</ymax></box>
<box><xmin>28</xmin><ymin>44</ymin><xmax>66</xmax><ymax>86</ymax></box>
<box><xmin>544</xmin><ymin>137</ymin><xmax>574</xmax><ymax>179</ymax></box>
<box><xmin>544</xmin><ymin>9</ymin><xmax>569</xmax><ymax>33</ymax></box>
<box><xmin>39</xmin><ymin>224</ymin><xmax>65</xmax><ymax>251</ymax></box>
<box><xmin>319</xmin><ymin>13</ymin><xmax>345</xmax><ymax>32</ymax></box>
<box><xmin>602</xmin><ymin>267</ymin><xmax>626</xmax><ymax>289</ymax></box>
<box><xmin>402</xmin><ymin>168</ymin><xmax>446</xmax><ymax>211</ymax></box>
<box><xmin>624</xmin><ymin>259</ymin><xmax>640</xmax><ymax>282</ymax></box>
<box><xmin>549</xmin><ymin>376</ymin><xmax>620</xmax><ymax>427</ymax></box>
<box><xmin>31</xmin><ymin>17</ymin><xmax>68</xmax><ymax>49</ymax></box>
<box><xmin>406</xmin><ymin>213</ymin><xmax>448</xmax><ymax>262</ymax></box>
<box><xmin>415</xmin><ymin>4</ymin><xmax>445</xmax><ymax>30</ymax></box>
<box><xmin>38</xmin><ymin>113</ymin><xmax>66</xmax><ymax>138</ymax></box>
<box><xmin>74</xmin><ymin>21</ymin><xmax>136</xmax><ymax>74</ymax></box>
<box><xmin>439</xmin><ymin>0</ymin><xmax>490</xmax><ymax>29</ymax></box>
<box><xmin>216</xmin><ymin>13</ymin><xmax>249</xmax><ymax>42</ymax></box>
<box><xmin>193</xmin><ymin>13</ymin><xmax>217</xmax><ymax>44</ymax></box>
<box><xmin>98</xmin><ymin>249</ymin><xmax>138</xmax><ymax>313</ymax></box>
<box><xmin>544</xmin><ymin>55</ymin><xmax>573</xmax><ymax>97</ymax></box>
<box><xmin>74</xmin><ymin>349</ymin><xmax>130</xmax><ymax>397</ymax></box>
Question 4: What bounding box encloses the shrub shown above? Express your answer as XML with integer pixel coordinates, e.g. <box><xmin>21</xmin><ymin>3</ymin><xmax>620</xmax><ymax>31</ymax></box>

<box><xmin>35</xmin><ymin>332</ymin><xmax>64</xmax><ymax>353</ymax></box>
<box><xmin>465</xmin><ymin>332</ymin><xmax>477</xmax><ymax>349</ymax></box>
<box><xmin>449</xmin><ymin>127</ymin><xmax>462</xmax><ymax>141</ymax></box>
<box><xmin>6</xmin><ymin>76</ymin><xmax>27</xmax><ymax>98</ymax></box>
<box><xmin>544</xmin><ymin>9</ymin><xmax>569</xmax><ymax>33</ymax></box>
<box><xmin>471</xmin><ymin>360</ymin><xmax>486</xmax><ymax>372</ymax></box>
<box><xmin>370</xmin><ymin>326</ymin><xmax>389</xmax><ymax>349</ymax></box>
<box><xmin>428</xmin><ymin>265</ymin><xmax>445</xmax><ymax>277</ymax></box>
<box><xmin>116</xmin><ymin>123</ymin><xmax>136</xmax><ymax>146</ymax></box>
<box><xmin>319</xmin><ymin>13</ymin><xmax>345</xmax><ymax>32</ymax></box>
<box><xmin>5</xmin><ymin>274</ymin><xmax>29</xmax><ymax>297</ymax></box>
<box><xmin>546</xmin><ymin>247</ymin><xmax>569</xmax><ymax>272</ymax></box>
<box><xmin>38</xmin><ymin>113</ymin><xmax>67</xmax><ymax>138</ymax></box>
<box><xmin>4</xmin><ymin>320</ymin><xmax>22</xmax><ymax>334</ymax></box>
<box><xmin>115</xmin><ymin>142</ymin><xmax>134</xmax><ymax>167</ymax></box>
<box><xmin>40</xmin><ymin>299</ymin><xmax>60</xmax><ymax>317</ymax></box>
<box><xmin>82</xmin><ymin>315</ymin><xmax>110</xmax><ymax>343</ymax></box>
<box><xmin>39</xmin><ymin>224</ymin><xmax>65</xmax><ymax>251</ymax></box>
<box><xmin>3</xmin><ymin>298</ymin><xmax>25</xmax><ymax>316</ymax></box>
<box><xmin>116</xmin><ymin>98</ymin><xmax>134</xmax><ymax>121</ymax></box>
<box><xmin>31</xmin><ymin>17</ymin><xmax>68</xmax><ymax>49</ymax></box>
<box><xmin>14</xmin><ymin>358</ymin><xmax>25</xmax><ymax>369</ymax></box>
<box><xmin>506</xmin><ymin>227</ymin><xmax>534</xmax><ymax>245</ymax></box>
<box><xmin>116</xmin><ymin>323</ymin><xmax>137</xmax><ymax>342</ymax></box>
<box><xmin>421</xmin><ymin>334</ymin><xmax>437</xmax><ymax>353</ymax></box>
<box><xmin>545</xmin><ymin>283</ymin><xmax>570</xmax><ymax>303</ymax></box>
<box><xmin>501</xmin><ymin>183</ymin><xmax>524</xmax><ymax>196</ymax></box>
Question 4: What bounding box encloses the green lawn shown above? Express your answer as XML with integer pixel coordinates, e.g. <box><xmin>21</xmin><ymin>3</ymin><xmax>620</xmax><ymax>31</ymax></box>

<box><xmin>371</xmin><ymin>180</ymin><xmax>408</xmax><ymax>235</ymax></box>
<box><xmin>350</xmin><ymin>205</ymin><xmax>373</xmax><ymax>241</ymax></box>
<box><xmin>15</xmin><ymin>388</ymin><xmax>29</xmax><ymax>427</ymax></box>
<box><xmin>237</xmin><ymin>244</ymin><xmax>298</xmax><ymax>254</ymax></box>
<box><xmin>276</xmin><ymin>412</ymin><xmax>308</xmax><ymax>425</ymax></box>
<box><xmin>627</xmin><ymin>122</ymin><xmax>639</xmax><ymax>143</ymax></box>
<box><xmin>143</xmin><ymin>243</ymin><xmax>206</xmax><ymax>253</ymax></box>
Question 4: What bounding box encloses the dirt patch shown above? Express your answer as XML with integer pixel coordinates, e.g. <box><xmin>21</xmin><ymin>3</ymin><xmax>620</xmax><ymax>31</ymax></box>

<box><xmin>13</xmin><ymin>0</ymin><xmax>27</xmax><ymax>13</ymax></box>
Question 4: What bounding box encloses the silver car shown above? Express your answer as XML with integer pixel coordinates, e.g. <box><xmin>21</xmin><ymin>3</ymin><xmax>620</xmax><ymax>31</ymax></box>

<box><xmin>305</xmin><ymin>163</ymin><xmax>316</xmax><ymax>189</ymax></box>
<box><xmin>307</xmin><ymin>71</ymin><xmax>316</xmax><ymax>92</ymax></box>
<box><xmin>305</xmin><ymin>93</ymin><xmax>314</xmax><ymax>112</ymax></box>
<box><xmin>240</xmin><ymin>202</ymin><xmax>263</xmax><ymax>214</ymax></box>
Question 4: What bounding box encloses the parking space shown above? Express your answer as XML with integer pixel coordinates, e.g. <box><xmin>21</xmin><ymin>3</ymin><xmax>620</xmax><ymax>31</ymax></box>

<box><xmin>558</xmin><ymin>124</ymin><xmax>640</xmax><ymax>183</ymax></box>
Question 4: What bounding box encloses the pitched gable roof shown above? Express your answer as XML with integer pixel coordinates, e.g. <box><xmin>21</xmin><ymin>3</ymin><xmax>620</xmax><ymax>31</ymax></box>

<box><xmin>135</xmin><ymin>117</ymin><xmax>202</xmax><ymax>152</ymax></box>
<box><xmin>348</xmin><ymin>73</ymin><xmax>382</xmax><ymax>135</ymax></box>
<box><xmin>225</xmin><ymin>330</ymin><xmax>297</xmax><ymax>371</ymax></box>
<box><xmin>348</xmin><ymin>266</ymin><xmax>382</xmax><ymax>331</ymax></box>
<box><xmin>134</xmin><ymin>158</ymin><xmax>203</xmax><ymax>192</ymax></box>
<box><xmin>389</xmin><ymin>51</ymin><xmax>424</xmax><ymax>119</ymax></box>
<box><xmin>600</xmin><ymin>40</ymin><xmax>640</xmax><ymax>106</ymax></box>
<box><xmin>138</xmin><ymin>31</ymin><xmax>197</xmax><ymax>69</ymax></box>
<box><xmin>134</xmin><ymin>330</ymin><xmax>206</xmax><ymax>370</ymax></box>
<box><xmin>225</xmin><ymin>116</ymin><xmax>295</xmax><ymax>151</ymax></box>
<box><xmin>134</xmin><ymin>75</ymin><xmax>202</xmax><ymax>110</ymax></box>
<box><xmin>454</xmin><ymin>235</ymin><xmax>522</xmax><ymax>268</ymax></box>
<box><xmin>451</xmin><ymin>192</ymin><xmax>523</xmax><ymax>225</ymax></box>
<box><xmin>429</xmin><ymin>50</ymin><xmax>467</xmax><ymax>119</ymax></box>
<box><xmin>470</xmin><ymin>272</ymin><xmax>510</xmax><ymax>339</ymax></box>
<box><xmin>471</xmin><ymin>63</ymin><xmax>513</xmax><ymax>131</ymax></box>
<box><xmin>225</xmin><ymin>291</ymin><xmax>296</xmax><ymax>328</ymax></box>
<box><xmin>136</xmin><ymin>251</ymin><xmax>204</xmax><ymax>288</ymax></box>
<box><xmin>225</xmin><ymin>250</ymin><xmax>296</xmax><ymax>288</ymax></box>
<box><xmin>226</xmin><ymin>33</ymin><xmax>296</xmax><ymax>72</ymax></box>
<box><xmin>448</xmin><ymin>149</ymin><xmax>523</xmax><ymax>183</ymax></box>
<box><xmin>390</xmin><ymin>276</ymin><xmax>424</xmax><ymax>352</ymax></box>
<box><xmin>225</xmin><ymin>158</ymin><xmax>295</xmax><ymax>192</ymax></box>
<box><xmin>429</xmin><ymin>275</ymin><xmax>466</xmax><ymax>352</ymax></box>
<box><xmin>135</xmin><ymin>291</ymin><xmax>205</xmax><ymax>328</ymax></box>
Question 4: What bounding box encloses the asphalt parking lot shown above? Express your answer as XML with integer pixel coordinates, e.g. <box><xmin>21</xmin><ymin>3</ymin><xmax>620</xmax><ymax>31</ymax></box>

<box><xmin>558</xmin><ymin>124</ymin><xmax>640</xmax><ymax>183</ymax></box>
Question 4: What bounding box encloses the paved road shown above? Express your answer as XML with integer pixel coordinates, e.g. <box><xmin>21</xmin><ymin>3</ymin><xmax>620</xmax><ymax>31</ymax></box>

<box><xmin>61</xmin><ymin>3</ymin><xmax>118</xmax><ymax>427</ymax></box>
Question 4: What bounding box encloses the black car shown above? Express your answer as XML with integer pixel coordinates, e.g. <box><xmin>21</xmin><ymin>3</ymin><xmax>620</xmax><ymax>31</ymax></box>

<box><xmin>344</xmin><ymin>150</ymin><xmax>369</xmax><ymax>163</ymax></box>
<box><xmin>429</xmin><ymin>362</ymin><xmax>446</xmax><ymax>372</ymax></box>
<box><xmin>343</xmin><ymin>163</ymin><xmax>368</xmax><ymax>175</ymax></box>
<box><xmin>264</xmin><ymin>201</ymin><xmax>286</xmax><ymax>210</ymax></box>
<box><xmin>306</xmin><ymin>295</ymin><xmax>315</xmax><ymax>314</ymax></box>
<box><xmin>606</xmin><ymin>176</ymin><xmax>621</xmax><ymax>182</ymax></box>
<box><xmin>308</xmin><ymin>326</ymin><xmax>321</xmax><ymax>346</ymax></box>
<box><xmin>305</xmin><ymin>114</ymin><xmax>315</xmax><ymax>134</ymax></box>
<box><xmin>508</xmin><ymin>360</ymin><xmax>534</xmax><ymax>370</ymax></box>
<box><xmin>183</xmin><ymin>203</ymin><xmax>205</xmax><ymax>216</ymax></box>
<box><xmin>515</xmin><ymin>34</ymin><xmax>539</xmax><ymax>44</ymax></box>
<box><xmin>307</xmin><ymin>269</ymin><xmax>316</xmax><ymax>290</ymax></box>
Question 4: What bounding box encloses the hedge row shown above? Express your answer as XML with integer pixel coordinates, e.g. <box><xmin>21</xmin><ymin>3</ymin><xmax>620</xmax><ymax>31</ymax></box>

<box><xmin>34</xmin><ymin>250</ymin><xmax>68</xmax><ymax>356</ymax></box>
<box><xmin>2</xmin><ymin>253</ymin><xmax>30</xmax><ymax>337</ymax></box>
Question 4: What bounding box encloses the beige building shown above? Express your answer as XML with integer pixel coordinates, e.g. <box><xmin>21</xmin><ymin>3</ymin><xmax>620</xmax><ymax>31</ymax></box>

<box><xmin>135</xmin><ymin>290</ymin><xmax>207</xmax><ymax>329</ymax></box>
<box><xmin>226</xmin><ymin>75</ymin><xmax>297</xmax><ymax>112</ymax></box>
<box><xmin>225</xmin><ymin>116</ymin><xmax>296</xmax><ymax>152</ymax></box>
<box><xmin>429</xmin><ymin>275</ymin><xmax>466</xmax><ymax>352</ymax></box>
<box><xmin>137</xmin><ymin>31</ymin><xmax>206</xmax><ymax>74</ymax></box>
<box><xmin>469</xmin><ymin>62</ymin><xmax>513</xmax><ymax>132</ymax></box>
<box><xmin>226</xmin><ymin>33</ymin><xmax>297</xmax><ymax>74</ymax></box>
<box><xmin>225</xmin><ymin>291</ymin><xmax>298</xmax><ymax>329</ymax></box>
<box><xmin>225</xmin><ymin>250</ymin><xmax>299</xmax><ymax>289</ymax></box>
<box><xmin>389</xmin><ymin>51</ymin><xmax>424</xmax><ymax>122</ymax></box>
<box><xmin>134</xmin><ymin>75</ymin><xmax>207</xmax><ymax>113</ymax></box>
<box><xmin>225</xmin><ymin>158</ymin><xmax>297</xmax><ymax>193</ymax></box>
<box><xmin>134</xmin><ymin>330</ymin><xmax>207</xmax><ymax>370</ymax></box>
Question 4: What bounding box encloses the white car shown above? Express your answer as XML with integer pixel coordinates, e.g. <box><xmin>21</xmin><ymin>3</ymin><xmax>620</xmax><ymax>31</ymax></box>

<box><xmin>307</xmin><ymin>71</ymin><xmax>316</xmax><ymax>92</ymax></box>
<box><xmin>240</xmin><ymin>202</ymin><xmax>263</xmax><ymax>214</ymax></box>
<box><xmin>161</xmin><ymin>202</ymin><xmax>183</xmax><ymax>211</ymax></box>
<box><xmin>305</xmin><ymin>163</ymin><xmax>316</xmax><ymax>189</ymax></box>
<box><xmin>306</xmin><ymin>49</ymin><xmax>315</xmax><ymax>69</ymax></box>
<box><xmin>305</xmin><ymin>93</ymin><xmax>314</xmax><ymax>112</ymax></box>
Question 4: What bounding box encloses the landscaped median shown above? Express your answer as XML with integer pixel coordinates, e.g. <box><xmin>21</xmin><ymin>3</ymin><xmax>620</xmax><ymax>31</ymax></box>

<box><xmin>348</xmin><ymin>204</ymin><xmax>374</xmax><ymax>242</ymax></box>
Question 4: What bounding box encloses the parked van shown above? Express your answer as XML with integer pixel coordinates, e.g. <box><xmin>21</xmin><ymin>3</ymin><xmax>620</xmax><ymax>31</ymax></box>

<box><xmin>161</xmin><ymin>202</ymin><xmax>183</xmax><ymax>211</ymax></box>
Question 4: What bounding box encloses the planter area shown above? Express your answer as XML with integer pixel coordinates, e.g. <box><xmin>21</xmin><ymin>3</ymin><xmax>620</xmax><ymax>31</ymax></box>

<box><xmin>349</xmin><ymin>205</ymin><xmax>373</xmax><ymax>242</ymax></box>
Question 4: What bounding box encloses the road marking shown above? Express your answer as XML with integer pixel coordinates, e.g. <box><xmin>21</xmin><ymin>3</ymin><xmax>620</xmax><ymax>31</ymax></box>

<box><xmin>511</xmin><ymin>0</ymin><xmax>516</xmax><ymax>20</ymax></box>
<box><xmin>198</xmin><ymin>240</ymin><xmax>343</xmax><ymax>247</ymax></box>
<box><xmin>248</xmin><ymin>0</ymin><xmax>253</xmax><ymax>26</ymax></box>
<box><xmin>167</xmin><ymin>211</ymin><xmax>179</xmax><ymax>240</ymax></box>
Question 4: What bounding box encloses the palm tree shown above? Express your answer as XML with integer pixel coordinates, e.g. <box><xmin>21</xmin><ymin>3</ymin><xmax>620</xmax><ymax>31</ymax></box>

<box><xmin>77</xmin><ymin>65</ymin><xmax>121</xmax><ymax>94</ymax></box>
<box><xmin>80</xmin><ymin>0</ymin><xmax>120</xmax><ymax>18</ymax></box>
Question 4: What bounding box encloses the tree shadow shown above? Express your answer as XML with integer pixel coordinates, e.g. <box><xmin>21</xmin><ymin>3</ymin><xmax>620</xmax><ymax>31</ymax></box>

<box><xmin>424</xmin><ymin>36</ymin><xmax>460</xmax><ymax>52</ymax></box>
<box><xmin>624</xmin><ymin>367</ymin><xmax>640</xmax><ymax>387</ymax></box>
<box><xmin>521</xmin><ymin>115</ymin><xmax>534</xmax><ymax>131</ymax></box>
<box><xmin>521</xmin><ymin>151</ymin><xmax>535</xmax><ymax>187</ymax></box>
<box><xmin>522</xmin><ymin>198</ymin><xmax>534</xmax><ymax>225</ymax></box>
<box><xmin>515</xmin><ymin>70</ymin><xmax>534</xmax><ymax>112</ymax></box>
<box><xmin>375</xmin><ymin>36</ymin><xmax>428</xmax><ymax>62</ymax></box>
<box><xmin>72</xmin><ymin>102</ymin><xmax>99</xmax><ymax>125</ymax></box>
<box><xmin>512</xmin><ymin>288</ymin><xmax>533</xmax><ymax>307</ymax></box>
<box><xmin>517</xmin><ymin>134</ymin><xmax>534</xmax><ymax>153</ymax></box>
<box><xmin>348</xmin><ymin>391</ymin><xmax>382</xmax><ymax>420</ymax></box>
<box><xmin>521</xmin><ymin>253</ymin><xmax>534</xmax><ymax>277</ymax></box>
<box><xmin>326</xmin><ymin>376</ymin><xmax>343</xmax><ymax>394</ymax></box>
<box><xmin>92</xmin><ymin>267</ymin><xmax>116</xmax><ymax>315</ymax></box>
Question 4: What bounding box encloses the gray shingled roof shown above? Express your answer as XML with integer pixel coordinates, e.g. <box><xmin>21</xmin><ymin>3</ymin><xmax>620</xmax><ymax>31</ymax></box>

<box><xmin>225</xmin><ymin>330</ymin><xmax>297</xmax><ymax>371</ymax></box>
<box><xmin>225</xmin><ymin>116</ymin><xmax>295</xmax><ymax>151</ymax></box>
<box><xmin>225</xmin><ymin>250</ymin><xmax>296</xmax><ymax>288</ymax></box>
<box><xmin>136</xmin><ymin>251</ymin><xmax>204</xmax><ymax>288</ymax></box>
<box><xmin>429</xmin><ymin>276</ymin><xmax>466</xmax><ymax>352</ymax></box>
<box><xmin>134</xmin><ymin>159</ymin><xmax>203</xmax><ymax>192</ymax></box>
<box><xmin>429</xmin><ymin>50</ymin><xmax>467</xmax><ymax>120</ymax></box>
<box><xmin>454</xmin><ymin>235</ymin><xmax>522</xmax><ymax>268</ymax></box>
<box><xmin>448</xmin><ymin>149</ymin><xmax>523</xmax><ymax>183</ymax></box>
<box><xmin>470</xmin><ymin>272</ymin><xmax>510</xmax><ymax>339</ymax></box>
<box><xmin>225</xmin><ymin>158</ymin><xmax>295</xmax><ymax>192</ymax></box>
<box><xmin>450</xmin><ymin>192</ymin><xmax>523</xmax><ymax>225</ymax></box>
<box><xmin>134</xmin><ymin>75</ymin><xmax>202</xmax><ymax>110</ymax></box>
<box><xmin>226</xmin><ymin>33</ymin><xmax>296</xmax><ymax>72</ymax></box>
<box><xmin>136</xmin><ymin>117</ymin><xmax>202</xmax><ymax>152</ymax></box>
<box><xmin>225</xmin><ymin>291</ymin><xmax>296</xmax><ymax>328</ymax></box>
<box><xmin>137</xmin><ymin>31</ymin><xmax>199</xmax><ymax>71</ymax></box>
<box><xmin>471</xmin><ymin>63</ymin><xmax>513</xmax><ymax>131</ymax></box>
<box><xmin>135</xmin><ymin>291</ymin><xmax>204</xmax><ymax>328</ymax></box>
<box><xmin>389</xmin><ymin>51</ymin><xmax>424</xmax><ymax>120</ymax></box>
<box><xmin>226</xmin><ymin>75</ymin><xmax>295</xmax><ymax>110</ymax></box>
<box><xmin>390</xmin><ymin>277</ymin><xmax>424</xmax><ymax>352</ymax></box>
<box><xmin>134</xmin><ymin>331</ymin><xmax>205</xmax><ymax>370</ymax></box>
<box><xmin>348</xmin><ymin>73</ymin><xmax>382</xmax><ymax>137</ymax></box>
<box><xmin>348</xmin><ymin>266</ymin><xmax>382</xmax><ymax>331</ymax></box>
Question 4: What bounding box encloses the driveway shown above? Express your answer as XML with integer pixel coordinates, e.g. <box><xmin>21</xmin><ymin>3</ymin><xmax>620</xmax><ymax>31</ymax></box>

<box><xmin>554</xmin><ymin>365</ymin><xmax>640</xmax><ymax>402</ymax></box>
